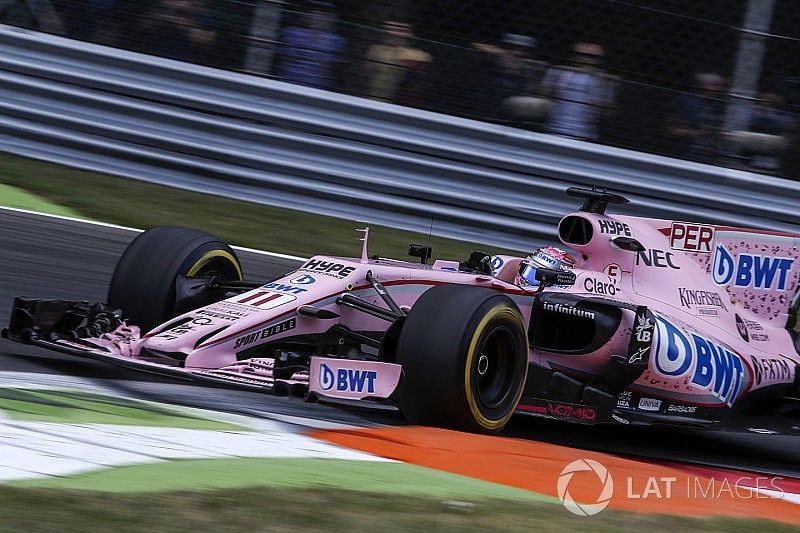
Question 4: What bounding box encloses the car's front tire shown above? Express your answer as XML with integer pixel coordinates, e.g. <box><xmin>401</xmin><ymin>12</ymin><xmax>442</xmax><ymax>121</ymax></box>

<box><xmin>107</xmin><ymin>226</ymin><xmax>242</xmax><ymax>332</ymax></box>
<box><xmin>396</xmin><ymin>285</ymin><xmax>528</xmax><ymax>434</ymax></box>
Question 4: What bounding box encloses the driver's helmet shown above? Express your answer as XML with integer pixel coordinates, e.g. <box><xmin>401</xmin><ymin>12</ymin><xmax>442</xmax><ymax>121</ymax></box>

<box><xmin>515</xmin><ymin>246</ymin><xmax>576</xmax><ymax>288</ymax></box>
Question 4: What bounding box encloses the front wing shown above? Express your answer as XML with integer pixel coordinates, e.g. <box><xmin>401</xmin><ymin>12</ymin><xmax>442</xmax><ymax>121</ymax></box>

<box><xmin>2</xmin><ymin>297</ymin><xmax>403</xmax><ymax>399</ymax></box>
<box><xmin>1</xmin><ymin>298</ymin><xmax>315</xmax><ymax>395</ymax></box>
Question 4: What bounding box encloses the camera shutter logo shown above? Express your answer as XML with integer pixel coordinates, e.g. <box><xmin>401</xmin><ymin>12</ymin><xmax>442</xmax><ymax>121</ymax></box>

<box><xmin>557</xmin><ymin>459</ymin><xmax>614</xmax><ymax>516</ymax></box>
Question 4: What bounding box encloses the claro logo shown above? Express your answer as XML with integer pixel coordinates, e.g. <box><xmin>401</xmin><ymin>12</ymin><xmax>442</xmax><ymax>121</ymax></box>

<box><xmin>583</xmin><ymin>276</ymin><xmax>617</xmax><ymax>296</ymax></box>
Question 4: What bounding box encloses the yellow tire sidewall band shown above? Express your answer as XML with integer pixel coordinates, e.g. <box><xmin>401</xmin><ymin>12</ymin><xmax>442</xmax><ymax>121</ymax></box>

<box><xmin>187</xmin><ymin>250</ymin><xmax>243</xmax><ymax>280</ymax></box>
<box><xmin>463</xmin><ymin>305</ymin><xmax>526</xmax><ymax>431</ymax></box>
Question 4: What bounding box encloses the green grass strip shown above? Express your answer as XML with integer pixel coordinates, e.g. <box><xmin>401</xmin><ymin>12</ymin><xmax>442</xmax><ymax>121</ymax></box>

<box><xmin>11</xmin><ymin>457</ymin><xmax>556</xmax><ymax>503</ymax></box>
<box><xmin>0</xmin><ymin>388</ymin><xmax>247</xmax><ymax>431</ymax></box>
<box><xmin>0</xmin><ymin>153</ymin><xmax>524</xmax><ymax>259</ymax></box>
<box><xmin>0</xmin><ymin>483</ymin><xmax>794</xmax><ymax>533</ymax></box>
<box><xmin>0</xmin><ymin>183</ymin><xmax>84</xmax><ymax>218</ymax></box>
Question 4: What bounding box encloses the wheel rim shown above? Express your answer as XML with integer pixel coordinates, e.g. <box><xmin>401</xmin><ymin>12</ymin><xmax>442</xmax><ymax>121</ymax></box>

<box><xmin>473</xmin><ymin>325</ymin><xmax>517</xmax><ymax>410</ymax></box>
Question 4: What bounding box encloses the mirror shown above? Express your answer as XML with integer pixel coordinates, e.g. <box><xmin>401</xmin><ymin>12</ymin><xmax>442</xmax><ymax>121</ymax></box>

<box><xmin>408</xmin><ymin>243</ymin><xmax>432</xmax><ymax>264</ymax></box>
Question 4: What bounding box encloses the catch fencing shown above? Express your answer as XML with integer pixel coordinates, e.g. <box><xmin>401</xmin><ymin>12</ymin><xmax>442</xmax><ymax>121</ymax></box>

<box><xmin>0</xmin><ymin>27</ymin><xmax>798</xmax><ymax>250</ymax></box>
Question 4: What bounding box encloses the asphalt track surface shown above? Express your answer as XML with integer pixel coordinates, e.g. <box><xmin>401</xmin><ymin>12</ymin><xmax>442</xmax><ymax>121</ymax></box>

<box><xmin>2</xmin><ymin>208</ymin><xmax>800</xmax><ymax>477</ymax></box>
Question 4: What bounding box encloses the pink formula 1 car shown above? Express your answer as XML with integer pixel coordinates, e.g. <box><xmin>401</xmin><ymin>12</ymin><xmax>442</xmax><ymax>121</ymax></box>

<box><xmin>4</xmin><ymin>188</ymin><xmax>800</xmax><ymax>434</ymax></box>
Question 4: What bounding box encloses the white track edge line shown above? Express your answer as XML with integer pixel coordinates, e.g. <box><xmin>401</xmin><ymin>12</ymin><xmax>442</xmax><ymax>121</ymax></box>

<box><xmin>0</xmin><ymin>206</ymin><xmax>307</xmax><ymax>262</ymax></box>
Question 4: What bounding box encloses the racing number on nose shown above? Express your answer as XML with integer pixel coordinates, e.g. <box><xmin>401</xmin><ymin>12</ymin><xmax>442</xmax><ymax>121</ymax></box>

<box><xmin>238</xmin><ymin>291</ymin><xmax>282</xmax><ymax>307</ymax></box>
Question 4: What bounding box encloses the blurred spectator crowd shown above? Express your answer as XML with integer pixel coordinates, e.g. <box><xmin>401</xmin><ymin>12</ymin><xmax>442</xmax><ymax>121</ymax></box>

<box><xmin>2</xmin><ymin>0</ymin><xmax>800</xmax><ymax>178</ymax></box>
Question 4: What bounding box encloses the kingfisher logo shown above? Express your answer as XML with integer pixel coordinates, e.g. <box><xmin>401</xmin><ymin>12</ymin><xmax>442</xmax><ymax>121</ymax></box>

<box><xmin>318</xmin><ymin>363</ymin><xmax>377</xmax><ymax>394</ymax></box>
<box><xmin>712</xmin><ymin>245</ymin><xmax>793</xmax><ymax>291</ymax></box>
<box><xmin>653</xmin><ymin>317</ymin><xmax>748</xmax><ymax>406</ymax></box>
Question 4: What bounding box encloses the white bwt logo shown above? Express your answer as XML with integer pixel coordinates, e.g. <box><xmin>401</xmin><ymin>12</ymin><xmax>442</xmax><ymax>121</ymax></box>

<box><xmin>557</xmin><ymin>459</ymin><xmax>614</xmax><ymax>516</ymax></box>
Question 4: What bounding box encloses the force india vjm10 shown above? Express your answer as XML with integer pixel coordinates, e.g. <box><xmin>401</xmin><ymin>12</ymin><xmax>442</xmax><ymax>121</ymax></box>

<box><xmin>4</xmin><ymin>188</ymin><xmax>800</xmax><ymax>434</ymax></box>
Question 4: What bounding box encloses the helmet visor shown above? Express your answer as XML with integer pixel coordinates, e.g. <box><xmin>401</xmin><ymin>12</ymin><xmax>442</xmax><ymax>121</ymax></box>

<box><xmin>518</xmin><ymin>261</ymin><xmax>541</xmax><ymax>287</ymax></box>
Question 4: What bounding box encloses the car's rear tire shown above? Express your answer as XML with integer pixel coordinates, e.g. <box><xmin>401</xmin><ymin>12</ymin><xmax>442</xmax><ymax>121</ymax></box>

<box><xmin>396</xmin><ymin>285</ymin><xmax>528</xmax><ymax>434</ymax></box>
<box><xmin>107</xmin><ymin>226</ymin><xmax>242</xmax><ymax>333</ymax></box>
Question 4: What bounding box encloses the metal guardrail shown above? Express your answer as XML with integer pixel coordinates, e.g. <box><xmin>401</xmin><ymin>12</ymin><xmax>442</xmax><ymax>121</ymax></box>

<box><xmin>0</xmin><ymin>26</ymin><xmax>798</xmax><ymax>251</ymax></box>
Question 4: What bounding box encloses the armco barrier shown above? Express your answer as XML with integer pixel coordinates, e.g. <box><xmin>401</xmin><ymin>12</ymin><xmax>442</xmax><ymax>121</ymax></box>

<box><xmin>0</xmin><ymin>26</ymin><xmax>798</xmax><ymax>250</ymax></box>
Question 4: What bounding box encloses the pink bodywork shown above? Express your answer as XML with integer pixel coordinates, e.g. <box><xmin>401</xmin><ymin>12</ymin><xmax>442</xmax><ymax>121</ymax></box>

<box><xmin>58</xmin><ymin>210</ymin><xmax>800</xmax><ymax>410</ymax></box>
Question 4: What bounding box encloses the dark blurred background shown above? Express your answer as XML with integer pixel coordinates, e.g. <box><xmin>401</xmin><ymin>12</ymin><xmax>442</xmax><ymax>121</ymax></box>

<box><xmin>11</xmin><ymin>0</ymin><xmax>800</xmax><ymax>178</ymax></box>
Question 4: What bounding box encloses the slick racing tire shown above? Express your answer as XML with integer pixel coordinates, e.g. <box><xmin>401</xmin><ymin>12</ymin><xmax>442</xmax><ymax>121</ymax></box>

<box><xmin>396</xmin><ymin>285</ymin><xmax>528</xmax><ymax>434</ymax></box>
<box><xmin>108</xmin><ymin>226</ymin><xmax>242</xmax><ymax>333</ymax></box>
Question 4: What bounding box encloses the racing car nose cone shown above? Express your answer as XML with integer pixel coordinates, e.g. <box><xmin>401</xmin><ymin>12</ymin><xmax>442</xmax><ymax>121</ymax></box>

<box><xmin>477</xmin><ymin>354</ymin><xmax>489</xmax><ymax>375</ymax></box>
